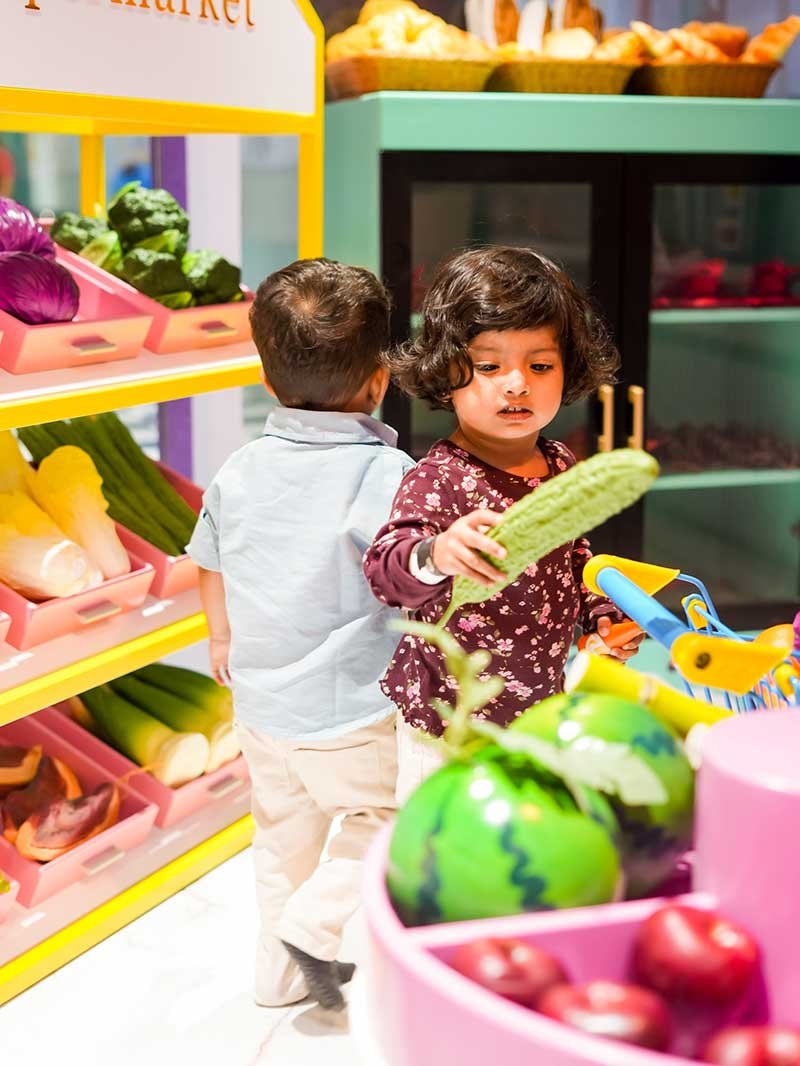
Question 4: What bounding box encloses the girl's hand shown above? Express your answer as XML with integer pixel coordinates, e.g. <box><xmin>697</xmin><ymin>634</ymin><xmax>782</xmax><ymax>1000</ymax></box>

<box><xmin>209</xmin><ymin>636</ymin><xmax>231</xmax><ymax>686</ymax></box>
<box><xmin>591</xmin><ymin>616</ymin><xmax>645</xmax><ymax>661</ymax></box>
<box><xmin>432</xmin><ymin>509</ymin><xmax>507</xmax><ymax>589</ymax></box>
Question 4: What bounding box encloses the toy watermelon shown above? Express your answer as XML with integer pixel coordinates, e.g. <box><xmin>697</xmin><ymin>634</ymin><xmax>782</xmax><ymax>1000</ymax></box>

<box><xmin>387</xmin><ymin>745</ymin><xmax>621</xmax><ymax>927</ymax></box>
<box><xmin>510</xmin><ymin>692</ymin><xmax>694</xmax><ymax>897</ymax></box>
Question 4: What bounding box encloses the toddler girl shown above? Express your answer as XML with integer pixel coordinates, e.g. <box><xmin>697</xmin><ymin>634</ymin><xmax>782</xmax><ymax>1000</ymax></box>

<box><xmin>364</xmin><ymin>246</ymin><xmax>642</xmax><ymax>800</ymax></box>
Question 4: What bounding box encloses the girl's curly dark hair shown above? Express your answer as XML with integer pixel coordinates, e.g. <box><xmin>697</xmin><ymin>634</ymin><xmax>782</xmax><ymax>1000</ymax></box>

<box><xmin>390</xmin><ymin>245</ymin><xmax>620</xmax><ymax>410</ymax></box>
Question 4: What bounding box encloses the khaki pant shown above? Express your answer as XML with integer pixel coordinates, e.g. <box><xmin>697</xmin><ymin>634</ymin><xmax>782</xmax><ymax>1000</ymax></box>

<box><xmin>235</xmin><ymin>714</ymin><xmax>398</xmax><ymax>1007</ymax></box>
<box><xmin>395</xmin><ymin>712</ymin><xmax>443</xmax><ymax>806</ymax></box>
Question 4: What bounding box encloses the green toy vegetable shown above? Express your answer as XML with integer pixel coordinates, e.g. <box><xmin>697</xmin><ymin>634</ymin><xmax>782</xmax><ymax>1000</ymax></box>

<box><xmin>51</xmin><ymin>212</ymin><xmax>109</xmax><ymax>254</ymax></box>
<box><xmin>182</xmin><ymin>249</ymin><xmax>243</xmax><ymax>306</ymax></box>
<box><xmin>440</xmin><ymin>448</ymin><xmax>660</xmax><ymax>626</ymax></box>
<box><xmin>108</xmin><ymin>181</ymin><xmax>189</xmax><ymax>254</ymax></box>
<box><xmin>117</xmin><ymin>248</ymin><xmax>192</xmax><ymax>308</ymax></box>
<box><xmin>79</xmin><ymin>230</ymin><xmax>123</xmax><ymax>274</ymax></box>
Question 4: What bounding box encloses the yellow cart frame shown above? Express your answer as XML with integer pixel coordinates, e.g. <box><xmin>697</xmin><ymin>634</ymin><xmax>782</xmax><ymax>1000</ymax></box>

<box><xmin>0</xmin><ymin>0</ymin><xmax>324</xmax><ymax>1004</ymax></box>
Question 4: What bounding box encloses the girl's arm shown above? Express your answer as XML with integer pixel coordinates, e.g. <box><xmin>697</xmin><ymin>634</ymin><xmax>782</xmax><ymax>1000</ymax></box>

<box><xmin>198</xmin><ymin>567</ymin><xmax>231</xmax><ymax>685</ymax></box>
<box><xmin>363</xmin><ymin>463</ymin><xmax>505</xmax><ymax>610</ymax></box>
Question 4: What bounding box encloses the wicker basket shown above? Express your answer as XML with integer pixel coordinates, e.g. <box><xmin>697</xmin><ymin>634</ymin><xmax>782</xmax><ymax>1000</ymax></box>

<box><xmin>325</xmin><ymin>55</ymin><xmax>497</xmax><ymax>100</ymax></box>
<box><xmin>487</xmin><ymin>59</ymin><xmax>640</xmax><ymax>95</ymax></box>
<box><xmin>629</xmin><ymin>62</ymin><xmax>779</xmax><ymax>98</ymax></box>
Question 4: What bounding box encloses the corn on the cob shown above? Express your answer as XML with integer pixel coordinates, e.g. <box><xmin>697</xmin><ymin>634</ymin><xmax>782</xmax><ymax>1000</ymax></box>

<box><xmin>440</xmin><ymin>448</ymin><xmax>659</xmax><ymax>626</ymax></box>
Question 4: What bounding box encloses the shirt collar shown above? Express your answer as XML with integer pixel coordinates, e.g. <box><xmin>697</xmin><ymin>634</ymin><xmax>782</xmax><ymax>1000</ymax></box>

<box><xmin>262</xmin><ymin>405</ymin><xmax>398</xmax><ymax>448</ymax></box>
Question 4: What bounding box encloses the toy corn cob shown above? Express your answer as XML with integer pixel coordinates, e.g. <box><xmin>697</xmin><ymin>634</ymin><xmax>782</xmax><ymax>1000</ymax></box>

<box><xmin>439</xmin><ymin>448</ymin><xmax>659</xmax><ymax>627</ymax></box>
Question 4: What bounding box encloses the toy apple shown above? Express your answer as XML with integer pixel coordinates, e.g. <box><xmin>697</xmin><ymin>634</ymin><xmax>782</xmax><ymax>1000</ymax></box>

<box><xmin>450</xmin><ymin>938</ymin><xmax>568</xmax><ymax>1007</ymax></box>
<box><xmin>537</xmin><ymin>980</ymin><xmax>671</xmax><ymax>1051</ymax></box>
<box><xmin>702</xmin><ymin>1025</ymin><xmax>800</xmax><ymax>1065</ymax></box>
<box><xmin>633</xmin><ymin>905</ymin><xmax>759</xmax><ymax>1003</ymax></box>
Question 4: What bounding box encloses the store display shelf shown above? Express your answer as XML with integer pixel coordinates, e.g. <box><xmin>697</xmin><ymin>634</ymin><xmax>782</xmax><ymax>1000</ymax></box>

<box><xmin>651</xmin><ymin>307</ymin><xmax>800</xmax><ymax>326</ymax></box>
<box><xmin>0</xmin><ymin>342</ymin><xmax>261</xmax><ymax>432</ymax></box>
<box><xmin>0</xmin><ymin>589</ymin><xmax>207</xmax><ymax>726</ymax></box>
<box><xmin>652</xmin><ymin>468</ymin><xmax>800</xmax><ymax>492</ymax></box>
<box><xmin>0</xmin><ymin>803</ymin><xmax>253</xmax><ymax>1006</ymax></box>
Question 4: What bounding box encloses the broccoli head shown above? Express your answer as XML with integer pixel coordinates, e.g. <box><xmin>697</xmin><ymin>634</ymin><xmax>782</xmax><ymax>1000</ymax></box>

<box><xmin>51</xmin><ymin>212</ymin><xmax>109</xmax><ymax>253</ymax></box>
<box><xmin>118</xmin><ymin>248</ymin><xmax>193</xmax><ymax>307</ymax></box>
<box><xmin>182</xmin><ymin>249</ymin><xmax>242</xmax><ymax>306</ymax></box>
<box><xmin>108</xmin><ymin>182</ymin><xmax>189</xmax><ymax>254</ymax></box>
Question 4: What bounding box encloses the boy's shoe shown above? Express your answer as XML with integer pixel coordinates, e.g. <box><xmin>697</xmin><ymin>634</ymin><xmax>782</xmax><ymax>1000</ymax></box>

<box><xmin>281</xmin><ymin>940</ymin><xmax>346</xmax><ymax>1012</ymax></box>
<box><xmin>337</xmin><ymin>961</ymin><xmax>356</xmax><ymax>986</ymax></box>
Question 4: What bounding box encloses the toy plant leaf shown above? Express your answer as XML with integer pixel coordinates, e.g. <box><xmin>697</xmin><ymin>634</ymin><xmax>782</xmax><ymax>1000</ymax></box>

<box><xmin>391</xmin><ymin>620</ymin><xmax>504</xmax><ymax>753</ymax></box>
<box><xmin>472</xmin><ymin>721</ymin><xmax>668</xmax><ymax>807</ymax></box>
<box><xmin>440</xmin><ymin>449</ymin><xmax>659</xmax><ymax>627</ymax></box>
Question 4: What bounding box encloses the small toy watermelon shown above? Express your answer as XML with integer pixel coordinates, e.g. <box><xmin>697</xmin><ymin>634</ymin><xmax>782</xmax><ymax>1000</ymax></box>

<box><xmin>387</xmin><ymin>745</ymin><xmax>621</xmax><ymax>926</ymax></box>
<box><xmin>510</xmin><ymin>692</ymin><xmax>694</xmax><ymax>897</ymax></box>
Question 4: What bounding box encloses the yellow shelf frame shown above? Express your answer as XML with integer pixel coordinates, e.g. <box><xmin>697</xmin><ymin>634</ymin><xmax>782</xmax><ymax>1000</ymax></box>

<box><xmin>0</xmin><ymin>814</ymin><xmax>254</xmax><ymax>1006</ymax></box>
<box><xmin>0</xmin><ymin>352</ymin><xmax>263</xmax><ymax>433</ymax></box>
<box><xmin>0</xmin><ymin>0</ymin><xmax>325</xmax><ymax>1001</ymax></box>
<box><xmin>0</xmin><ymin>611</ymin><xmax>209</xmax><ymax>727</ymax></box>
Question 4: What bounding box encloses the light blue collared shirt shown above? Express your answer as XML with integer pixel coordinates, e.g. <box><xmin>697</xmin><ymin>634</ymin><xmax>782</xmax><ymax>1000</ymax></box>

<box><xmin>186</xmin><ymin>406</ymin><xmax>415</xmax><ymax>739</ymax></box>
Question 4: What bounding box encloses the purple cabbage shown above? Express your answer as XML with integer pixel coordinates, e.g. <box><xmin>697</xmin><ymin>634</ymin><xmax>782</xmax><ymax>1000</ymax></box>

<box><xmin>0</xmin><ymin>197</ymin><xmax>55</xmax><ymax>259</ymax></box>
<box><xmin>0</xmin><ymin>252</ymin><xmax>79</xmax><ymax>325</ymax></box>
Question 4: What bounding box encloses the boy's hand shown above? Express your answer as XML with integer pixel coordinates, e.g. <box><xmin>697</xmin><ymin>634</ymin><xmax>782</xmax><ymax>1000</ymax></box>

<box><xmin>591</xmin><ymin>616</ymin><xmax>645</xmax><ymax>661</ymax></box>
<box><xmin>209</xmin><ymin>636</ymin><xmax>231</xmax><ymax>686</ymax></box>
<box><xmin>432</xmin><ymin>509</ymin><xmax>507</xmax><ymax>589</ymax></box>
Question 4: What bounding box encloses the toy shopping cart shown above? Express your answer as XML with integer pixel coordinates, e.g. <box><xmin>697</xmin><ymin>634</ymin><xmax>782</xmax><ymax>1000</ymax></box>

<box><xmin>574</xmin><ymin>555</ymin><xmax>800</xmax><ymax>716</ymax></box>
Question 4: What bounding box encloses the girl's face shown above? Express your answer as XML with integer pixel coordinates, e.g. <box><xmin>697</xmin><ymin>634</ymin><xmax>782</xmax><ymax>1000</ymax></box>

<box><xmin>450</xmin><ymin>326</ymin><xmax>565</xmax><ymax>444</ymax></box>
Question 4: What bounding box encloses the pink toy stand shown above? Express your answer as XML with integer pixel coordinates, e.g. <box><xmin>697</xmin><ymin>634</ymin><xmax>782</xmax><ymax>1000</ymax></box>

<box><xmin>359</xmin><ymin>710</ymin><xmax>800</xmax><ymax>1066</ymax></box>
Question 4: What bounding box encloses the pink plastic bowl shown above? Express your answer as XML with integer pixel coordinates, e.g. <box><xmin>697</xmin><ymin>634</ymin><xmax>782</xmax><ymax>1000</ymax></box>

<box><xmin>360</xmin><ymin>710</ymin><xmax>800</xmax><ymax>1066</ymax></box>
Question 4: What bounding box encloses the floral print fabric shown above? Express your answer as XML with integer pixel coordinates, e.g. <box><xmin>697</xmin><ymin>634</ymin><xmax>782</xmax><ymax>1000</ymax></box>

<box><xmin>363</xmin><ymin>437</ymin><xmax>623</xmax><ymax>736</ymax></box>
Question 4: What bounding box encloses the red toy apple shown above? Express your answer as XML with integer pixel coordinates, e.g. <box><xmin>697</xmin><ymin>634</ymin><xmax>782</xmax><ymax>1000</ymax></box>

<box><xmin>633</xmin><ymin>905</ymin><xmax>759</xmax><ymax>1003</ymax></box>
<box><xmin>537</xmin><ymin>980</ymin><xmax>671</xmax><ymax>1051</ymax></box>
<box><xmin>702</xmin><ymin>1025</ymin><xmax>800</xmax><ymax>1066</ymax></box>
<box><xmin>450</xmin><ymin>937</ymin><xmax>568</xmax><ymax>1008</ymax></box>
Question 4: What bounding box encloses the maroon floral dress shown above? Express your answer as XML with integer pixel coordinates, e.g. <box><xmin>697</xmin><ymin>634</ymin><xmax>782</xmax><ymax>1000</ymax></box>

<box><xmin>363</xmin><ymin>437</ymin><xmax>623</xmax><ymax>736</ymax></box>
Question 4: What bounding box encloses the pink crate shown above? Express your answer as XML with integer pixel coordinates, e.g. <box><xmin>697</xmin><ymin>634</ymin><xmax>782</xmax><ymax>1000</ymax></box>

<box><xmin>0</xmin><ymin>551</ymin><xmax>154</xmax><ymax>650</ymax></box>
<box><xmin>57</xmin><ymin>248</ymin><xmax>253</xmax><ymax>354</ymax></box>
<box><xmin>0</xmin><ymin>875</ymin><xmax>19</xmax><ymax>922</ymax></box>
<box><xmin>0</xmin><ymin>249</ymin><xmax>152</xmax><ymax>374</ymax></box>
<box><xmin>115</xmin><ymin>462</ymin><xmax>201</xmax><ymax>599</ymax></box>
<box><xmin>41</xmin><ymin>705</ymin><xmax>249</xmax><ymax>829</ymax></box>
<box><xmin>0</xmin><ymin>716</ymin><xmax>157</xmax><ymax>907</ymax></box>
<box><xmin>0</xmin><ymin>611</ymin><xmax>10</xmax><ymax>646</ymax></box>
<box><xmin>360</xmin><ymin>711</ymin><xmax>800</xmax><ymax>1066</ymax></box>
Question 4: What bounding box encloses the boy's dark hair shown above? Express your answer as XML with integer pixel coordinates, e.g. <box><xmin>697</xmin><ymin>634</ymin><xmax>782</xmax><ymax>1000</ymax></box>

<box><xmin>249</xmin><ymin>258</ymin><xmax>391</xmax><ymax>409</ymax></box>
<box><xmin>389</xmin><ymin>245</ymin><xmax>620</xmax><ymax>410</ymax></box>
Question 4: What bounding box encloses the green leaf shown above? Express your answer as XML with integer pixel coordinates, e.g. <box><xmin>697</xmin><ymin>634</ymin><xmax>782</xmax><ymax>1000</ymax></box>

<box><xmin>107</xmin><ymin>180</ymin><xmax>142</xmax><ymax>212</ymax></box>
<box><xmin>472</xmin><ymin>720</ymin><xmax>668</xmax><ymax>806</ymax></box>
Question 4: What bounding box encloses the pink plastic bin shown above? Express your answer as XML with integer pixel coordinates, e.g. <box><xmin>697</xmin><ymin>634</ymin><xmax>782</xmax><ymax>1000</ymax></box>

<box><xmin>0</xmin><ymin>874</ymin><xmax>19</xmax><ymax>922</ymax></box>
<box><xmin>57</xmin><ymin>248</ymin><xmax>253</xmax><ymax>354</ymax></box>
<box><xmin>0</xmin><ymin>551</ymin><xmax>154</xmax><ymax>650</ymax></box>
<box><xmin>115</xmin><ymin>462</ymin><xmax>201</xmax><ymax>598</ymax></box>
<box><xmin>0</xmin><ymin>249</ymin><xmax>152</xmax><ymax>374</ymax></box>
<box><xmin>361</xmin><ymin>710</ymin><xmax>800</xmax><ymax>1066</ymax></box>
<box><xmin>0</xmin><ymin>715</ymin><xmax>157</xmax><ymax>907</ymax></box>
<box><xmin>0</xmin><ymin>611</ymin><xmax>10</xmax><ymax>646</ymax></box>
<box><xmin>41</xmin><ymin>704</ymin><xmax>249</xmax><ymax>829</ymax></box>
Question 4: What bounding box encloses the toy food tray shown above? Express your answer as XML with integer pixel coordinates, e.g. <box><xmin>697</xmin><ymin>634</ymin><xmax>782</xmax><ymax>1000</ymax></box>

<box><xmin>0</xmin><ymin>874</ymin><xmax>20</xmax><ymax>922</ymax></box>
<box><xmin>361</xmin><ymin>711</ymin><xmax>800</xmax><ymax>1066</ymax></box>
<box><xmin>115</xmin><ymin>462</ymin><xmax>201</xmax><ymax>599</ymax></box>
<box><xmin>0</xmin><ymin>715</ymin><xmax>158</xmax><ymax>907</ymax></box>
<box><xmin>0</xmin><ymin>249</ymin><xmax>153</xmax><ymax>374</ymax></box>
<box><xmin>325</xmin><ymin>55</ymin><xmax>497</xmax><ymax>100</ymax></box>
<box><xmin>41</xmin><ymin>705</ymin><xmax>249</xmax><ymax>830</ymax></box>
<box><xmin>629</xmin><ymin>61</ymin><xmax>778</xmax><ymax>98</ymax></box>
<box><xmin>487</xmin><ymin>58</ymin><xmax>639</xmax><ymax>95</ymax></box>
<box><xmin>0</xmin><ymin>551</ymin><xmax>154</xmax><ymax>650</ymax></box>
<box><xmin>58</xmin><ymin>248</ymin><xmax>253</xmax><ymax>354</ymax></box>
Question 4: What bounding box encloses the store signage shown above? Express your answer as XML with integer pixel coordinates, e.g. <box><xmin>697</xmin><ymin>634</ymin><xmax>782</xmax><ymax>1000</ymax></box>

<box><xmin>7</xmin><ymin>0</ymin><xmax>314</xmax><ymax>115</ymax></box>
<box><xmin>21</xmin><ymin>0</ymin><xmax>255</xmax><ymax>28</ymax></box>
